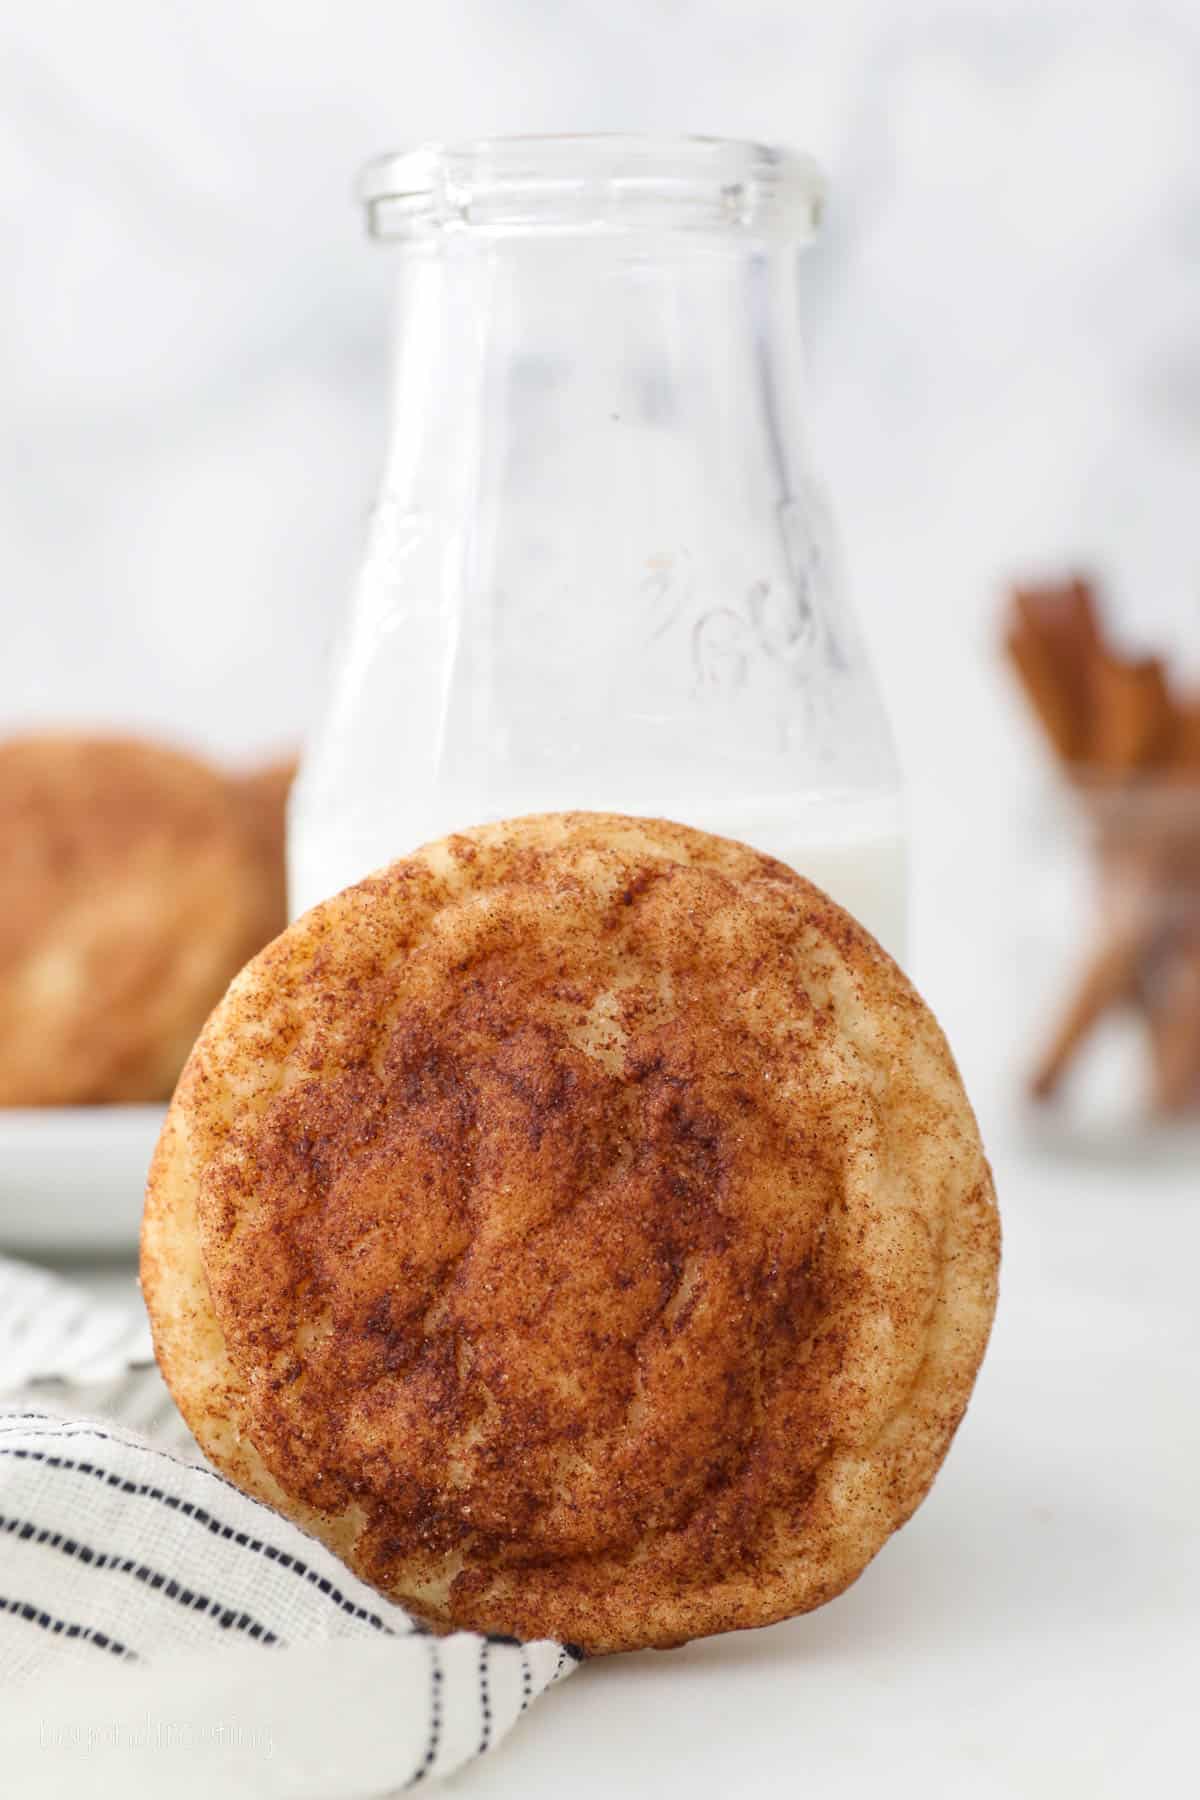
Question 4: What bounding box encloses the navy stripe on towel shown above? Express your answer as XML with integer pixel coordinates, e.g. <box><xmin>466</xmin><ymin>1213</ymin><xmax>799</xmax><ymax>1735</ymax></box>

<box><xmin>0</xmin><ymin>1513</ymin><xmax>280</xmax><ymax>1643</ymax></box>
<box><xmin>0</xmin><ymin>1592</ymin><xmax>133</xmax><ymax>1660</ymax></box>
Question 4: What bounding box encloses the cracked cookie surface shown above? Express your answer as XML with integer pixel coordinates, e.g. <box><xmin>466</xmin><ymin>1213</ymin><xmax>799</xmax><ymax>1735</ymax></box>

<box><xmin>142</xmin><ymin>812</ymin><xmax>999</xmax><ymax>1653</ymax></box>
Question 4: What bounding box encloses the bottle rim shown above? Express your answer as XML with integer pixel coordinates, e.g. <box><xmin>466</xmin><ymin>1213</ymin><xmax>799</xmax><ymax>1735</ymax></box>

<box><xmin>359</xmin><ymin>134</ymin><xmax>825</xmax><ymax>241</ymax></box>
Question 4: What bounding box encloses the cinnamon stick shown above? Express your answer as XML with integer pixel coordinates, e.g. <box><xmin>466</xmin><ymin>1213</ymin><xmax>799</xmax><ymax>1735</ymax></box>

<box><xmin>1004</xmin><ymin>574</ymin><xmax>1200</xmax><ymax>1113</ymax></box>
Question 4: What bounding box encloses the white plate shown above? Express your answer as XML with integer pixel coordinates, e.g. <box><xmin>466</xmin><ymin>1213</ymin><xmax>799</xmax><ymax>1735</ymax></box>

<box><xmin>0</xmin><ymin>1105</ymin><xmax>165</xmax><ymax>1255</ymax></box>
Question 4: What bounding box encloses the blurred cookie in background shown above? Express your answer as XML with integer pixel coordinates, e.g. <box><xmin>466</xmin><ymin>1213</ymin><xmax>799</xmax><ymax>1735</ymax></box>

<box><xmin>231</xmin><ymin>754</ymin><xmax>297</xmax><ymax>947</ymax></box>
<box><xmin>0</xmin><ymin>733</ymin><xmax>285</xmax><ymax>1106</ymax></box>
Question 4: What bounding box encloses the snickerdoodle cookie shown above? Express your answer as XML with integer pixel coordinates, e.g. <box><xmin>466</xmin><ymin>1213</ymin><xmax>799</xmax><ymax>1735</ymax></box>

<box><xmin>0</xmin><ymin>734</ymin><xmax>276</xmax><ymax>1105</ymax></box>
<box><xmin>142</xmin><ymin>812</ymin><xmax>999</xmax><ymax>1653</ymax></box>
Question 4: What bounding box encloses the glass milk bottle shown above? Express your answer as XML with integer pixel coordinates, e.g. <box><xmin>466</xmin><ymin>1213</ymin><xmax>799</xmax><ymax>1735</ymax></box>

<box><xmin>291</xmin><ymin>135</ymin><xmax>907</xmax><ymax>960</ymax></box>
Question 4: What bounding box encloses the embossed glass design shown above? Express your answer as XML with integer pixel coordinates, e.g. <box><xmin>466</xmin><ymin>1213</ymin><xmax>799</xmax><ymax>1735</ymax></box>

<box><xmin>291</xmin><ymin>136</ymin><xmax>907</xmax><ymax>956</ymax></box>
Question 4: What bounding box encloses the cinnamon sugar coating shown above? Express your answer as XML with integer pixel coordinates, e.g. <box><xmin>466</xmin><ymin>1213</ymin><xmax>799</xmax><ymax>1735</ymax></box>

<box><xmin>142</xmin><ymin>812</ymin><xmax>999</xmax><ymax>1653</ymax></box>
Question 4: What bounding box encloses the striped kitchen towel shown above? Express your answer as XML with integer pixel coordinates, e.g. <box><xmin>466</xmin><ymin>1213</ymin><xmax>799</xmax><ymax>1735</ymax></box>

<box><xmin>0</xmin><ymin>1255</ymin><xmax>578</xmax><ymax>1797</ymax></box>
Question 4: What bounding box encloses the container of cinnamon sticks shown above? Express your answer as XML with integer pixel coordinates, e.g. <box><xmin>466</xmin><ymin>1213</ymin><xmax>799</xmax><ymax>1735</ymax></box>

<box><xmin>1005</xmin><ymin>576</ymin><xmax>1200</xmax><ymax>1124</ymax></box>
